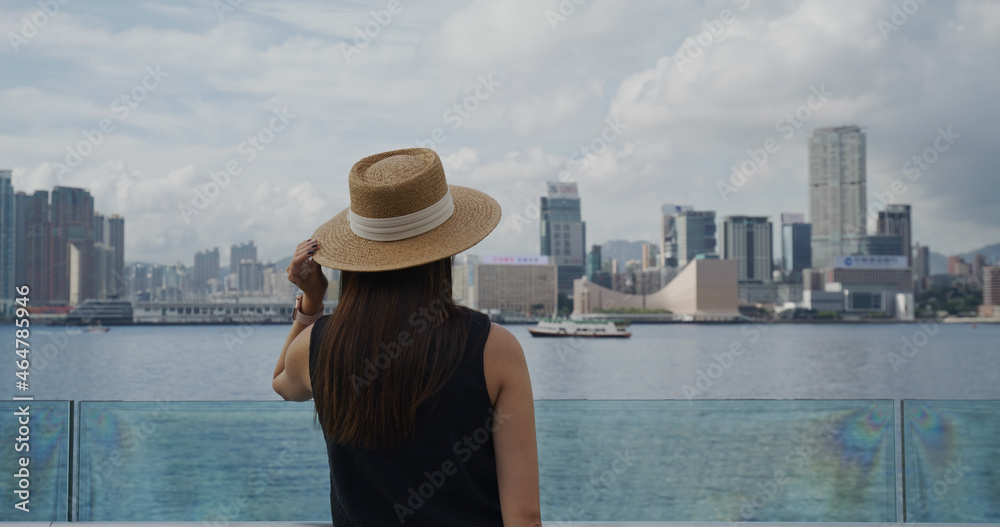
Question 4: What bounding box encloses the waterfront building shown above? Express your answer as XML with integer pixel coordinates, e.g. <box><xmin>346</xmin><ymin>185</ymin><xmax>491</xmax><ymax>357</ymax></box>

<box><xmin>0</xmin><ymin>171</ymin><xmax>13</xmax><ymax>306</ymax></box>
<box><xmin>660</xmin><ymin>204</ymin><xmax>693</xmax><ymax>267</ymax></box>
<box><xmin>540</xmin><ymin>182</ymin><xmax>586</xmax><ymax>297</ymax></box>
<box><xmin>453</xmin><ymin>255</ymin><xmax>557</xmax><ymax>317</ymax></box>
<box><xmin>826</xmin><ymin>255</ymin><xmax>913</xmax><ymax>293</ymax></box>
<box><xmin>781</xmin><ymin>213</ymin><xmax>811</xmax><ymax>282</ymax></box>
<box><xmin>676</xmin><ymin>210</ymin><xmax>717</xmax><ymax>268</ymax></box>
<box><xmin>573</xmin><ymin>259</ymin><xmax>739</xmax><ymax>319</ymax></box>
<box><xmin>722</xmin><ymin>215</ymin><xmax>772</xmax><ymax>282</ymax></box>
<box><xmin>877</xmin><ymin>204</ymin><xmax>912</xmax><ymax>266</ymax></box>
<box><xmin>809</xmin><ymin>126</ymin><xmax>867</xmax><ymax>268</ymax></box>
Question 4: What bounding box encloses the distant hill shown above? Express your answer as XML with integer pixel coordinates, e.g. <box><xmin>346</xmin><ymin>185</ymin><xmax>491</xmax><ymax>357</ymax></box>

<box><xmin>929</xmin><ymin>242</ymin><xmax>1000</xmax><ymax>275</ymax></box>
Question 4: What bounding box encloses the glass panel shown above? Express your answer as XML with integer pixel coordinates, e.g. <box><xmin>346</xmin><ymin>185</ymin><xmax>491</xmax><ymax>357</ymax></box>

<box><xmin>0</xmin><ymin>400</ymin><xmax>72</xmax><ymax>521</ymax></box>
<box><xmin>77</xmin><ymin>401</ymin><xmax>329</xmax><ymax>521</ymax></box>
<box><xmin>903</xmin><ymin>400</ymin><xmax>1000</xmax><ymax>522</ymax></box>
<box><xmin>536</xmin><ymin>399</ymin><xmax>896</xmax><ymax>522</ymax></box>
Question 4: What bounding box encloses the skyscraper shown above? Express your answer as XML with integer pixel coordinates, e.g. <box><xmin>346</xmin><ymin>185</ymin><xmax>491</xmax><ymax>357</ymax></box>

<box><xmin>722</xmin><ymin>216</ymin><xmax>773</xmax><ymax>282</ymax></box>
<box><xmin>230</xmin><ymin>241</ymin><xmax>257</xmax><ymax>275</ymax></box>
<box><xmin>913</xmin><ymin>244</ymin><xmax>930</xmax><ymax>280</ymax></box>
<box><xmin>676</xmin><ymin>210</ymin><xmax>717</xmax><ymax>268</ymax></box>
<box><xmin>877</xmin><ymin>204</ymin><xmax>911</xmax><ymax>266</ymax></box>
<box><xmin>0</xmin><ymin>171</ymin><xmax>13</xmax><ymax>304</ymax></box>
<box><xmin>913</xmin><ymin>243</ymin><xmax>930</xmax><ymax>291</ymax></box>
<box><xmin>660</xmin><ymin>203</ymin><xmax>693</xmax><ymax>268</ymax></box>
<box><xmin>540</xmin><ymin>182</ymin><xmax>586</xmax><ymax>296</ymax></box>
<box><xmin>809</xmin><ymin>126</ymin><xmax>867</xmax><ymax>268</ymax></box>
<box><xmin>50</xmin><ymin>187</ymin><xmax>95</xmax><ymax>306</ymax></box>
<box><xmin>21</xmin><ymin>191</ymin><xmax>50</xmax><ymax>304</ymax></box>
<box><xmin>194</xmin><ymin>247</ymin><xmax>220</xmax><ymax>296</ymax></box>
<box><xmin>781</xmin><ymin>213</ymin><xmax>811</xmax><ymax>281</ymax></box>
<box><xmin>13</xmin><ymin>192</ymin><xmax>29</xmax><ymax>289</ymax></box>
<box><xmin>106</xmin><ymin>214</ymin><xmax>125</xmax><ymax>297</ymax></box>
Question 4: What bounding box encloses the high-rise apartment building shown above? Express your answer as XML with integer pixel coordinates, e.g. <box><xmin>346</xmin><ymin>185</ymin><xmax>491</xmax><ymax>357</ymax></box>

<box><xmin>0</xmin><ymin>171</ymin><xmax>13</xmax><ymax>303</ymax></box>
<box><xmin>913</xmin><ymin>244</ymin><xmax>930</xmax><ymax>280</ymax></box>
<box><xmin>50</xmin><ymin>187</ymin><xmax>95</xmax><ymax>306</ymax></box>
<box><xmin>722</xmin><ymin>216</ymin><xmax>773</xmax><ymax>282</ymax></box>
<box><xmin>809</xmin><ymin>126</ymin><xmax>867</xmax><ymax>268</ymax></box>
<box><xmin>540</xmin><ymin>182</ymin><xmax>586</xmax><ymax>296</ymax></box>
<box><xmin>230</xmin><ymin>241</ymin><xmax>257</xmax><ymax>275</ymax></box>
<box><xmin>781</xmin><ymin>213</ymin><xmax>811</xmax><ymax>281</ymax></box>
<box><xmin>877</xmin><ymin>204</ymin><xmax>911</xmax><ymax>266</ymax></box>
<box><xmin>194</xmin><ymin>247</ymin><xmax>220</xmax><ymax>296</ymax></box>
<box><xmin>92</xmin><ymin>212</ymin><xmax>126</xmax><ymax>298</ymax></box>
<box><xmin>20</xmin><ymin>191</ymin><xmax>50</xmax><ymax>304</ymax></box>
<box><xmin>676</xmin><ymin>210</ymin><xmax>717</xmax><ymax>268</ymax></box>
<box><xmin>660</xmin><ymin>204</ymin><xmax>693</xmax><ymax>267</ymax></box>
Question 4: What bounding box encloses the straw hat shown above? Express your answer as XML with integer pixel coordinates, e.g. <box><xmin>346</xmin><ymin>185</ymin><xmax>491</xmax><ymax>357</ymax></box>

<box><xmin>310</xmin><ymin>148</ymin><xmax>501</xmax><ymax>272</ymax></box>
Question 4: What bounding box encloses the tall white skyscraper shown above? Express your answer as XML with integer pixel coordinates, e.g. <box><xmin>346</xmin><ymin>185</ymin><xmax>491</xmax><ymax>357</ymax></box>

<box><xmin>809</xmin><ymin>126</ymin><xmax>867</xmax><ymax>268</ymax></box>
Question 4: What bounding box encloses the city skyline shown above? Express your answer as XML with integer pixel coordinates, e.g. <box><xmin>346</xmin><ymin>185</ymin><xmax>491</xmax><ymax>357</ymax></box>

<box><xmin>2</xmin><ymin>1</ymin><xmax>998</xmax><ymax>266</ymax></box>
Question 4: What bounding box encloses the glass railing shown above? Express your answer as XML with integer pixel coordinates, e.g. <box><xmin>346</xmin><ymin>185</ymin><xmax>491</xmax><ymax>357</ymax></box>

<box><xmin>4</xmin><ymin>399</ymin><xmax>1000</xmax><ymax>522</ymax></box>
<box><xmin>537</xmin><ymin>400</ymin><xmax>897</xmax><ymax>523</ymax></box>
<box><xmin>0</xmin><ymin>400</ymin><xmax>73</xmax><ymax>522</ymax></box>
<box><xmin>903</xmin><ymin>400</ymin><xmax>1000</xmax><ymax>523</ymax></box>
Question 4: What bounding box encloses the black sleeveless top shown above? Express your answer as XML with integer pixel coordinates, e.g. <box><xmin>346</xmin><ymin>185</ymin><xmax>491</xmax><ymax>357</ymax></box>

<box><xmin>309</xmin><ymin>308</ymin><xmax>504</xmax><ymax>526</ymax></box>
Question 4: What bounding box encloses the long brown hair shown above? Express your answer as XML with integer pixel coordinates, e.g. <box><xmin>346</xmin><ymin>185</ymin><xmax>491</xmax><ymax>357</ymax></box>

<box><xmin>311</xmin><ymin>257</ymin><xmax>471</xmax><ymax>449</ymax></box>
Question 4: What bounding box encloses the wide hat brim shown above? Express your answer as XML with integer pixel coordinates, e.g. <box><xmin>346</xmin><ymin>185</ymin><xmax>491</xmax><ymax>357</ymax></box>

<box><xmin>311</xmin><ymin>185</ymin><xmax>501</xmax><ymax>272</ymax></box>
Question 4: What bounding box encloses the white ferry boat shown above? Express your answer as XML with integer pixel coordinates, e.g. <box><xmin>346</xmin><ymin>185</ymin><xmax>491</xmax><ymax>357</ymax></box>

<box><xmin>528</xmin><ymin>319</ymin><xmax>632</xmax><ymax>338</ymax></box>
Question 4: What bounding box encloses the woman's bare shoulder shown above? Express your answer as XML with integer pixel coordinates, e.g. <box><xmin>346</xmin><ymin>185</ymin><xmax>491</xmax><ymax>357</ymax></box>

<box><xmin>483</xmin><ymin>322</ymin><xmax>526</xmax><ymax>405</ymax></box>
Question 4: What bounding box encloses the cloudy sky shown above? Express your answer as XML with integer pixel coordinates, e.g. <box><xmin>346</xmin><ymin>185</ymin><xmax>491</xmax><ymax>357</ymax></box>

<box><xmin>2</xmin><ymin>0</ymin><xmax>998</xmax><ymax>267</ymax></box>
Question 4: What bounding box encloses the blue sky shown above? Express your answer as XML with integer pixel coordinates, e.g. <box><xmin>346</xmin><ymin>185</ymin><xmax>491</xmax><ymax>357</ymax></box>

<box><xmin>2</xmin><ymin>0</ymin><xmax>998</xmax><ymax>266</ymax></box>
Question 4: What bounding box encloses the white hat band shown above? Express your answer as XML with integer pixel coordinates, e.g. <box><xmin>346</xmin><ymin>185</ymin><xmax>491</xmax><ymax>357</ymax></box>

<box><xmin>348</xmin><ymin>190</ymin><xmax>454</xmax><ymax>242</ymax></box>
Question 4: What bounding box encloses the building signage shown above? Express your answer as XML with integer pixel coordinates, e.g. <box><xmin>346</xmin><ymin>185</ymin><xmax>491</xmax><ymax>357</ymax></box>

<box><xmin>546</xmin><ymin>182</ymin><xmax>579</xmax><ymax>199</ymax></box>
<box><xmin>834</xmin><ymin>255</ymin><xmax>908</xmax><ymax>269</ymax></box>
<box><xmin>781</xmin><ymin>213</ymin><xmax>805</xmax><ymax>224</ymax></box>
<box><xmin>481</xmin><ymin>255</ymin><xmax>551</xmax><ymax>265</ymax></box>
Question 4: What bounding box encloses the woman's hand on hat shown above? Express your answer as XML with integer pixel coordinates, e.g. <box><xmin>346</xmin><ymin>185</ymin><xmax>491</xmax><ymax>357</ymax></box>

<box><xmin>287</xmin><ymin>238</ymin><xmax>328</xmax><ymax>301</ymax></box>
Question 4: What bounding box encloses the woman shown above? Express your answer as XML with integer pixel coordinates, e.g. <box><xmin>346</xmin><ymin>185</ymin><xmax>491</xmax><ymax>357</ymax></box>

<box><xmin>271</xmin><ymin>148</ymin><xmax>542</xmax><ymax>526</ymax></box>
